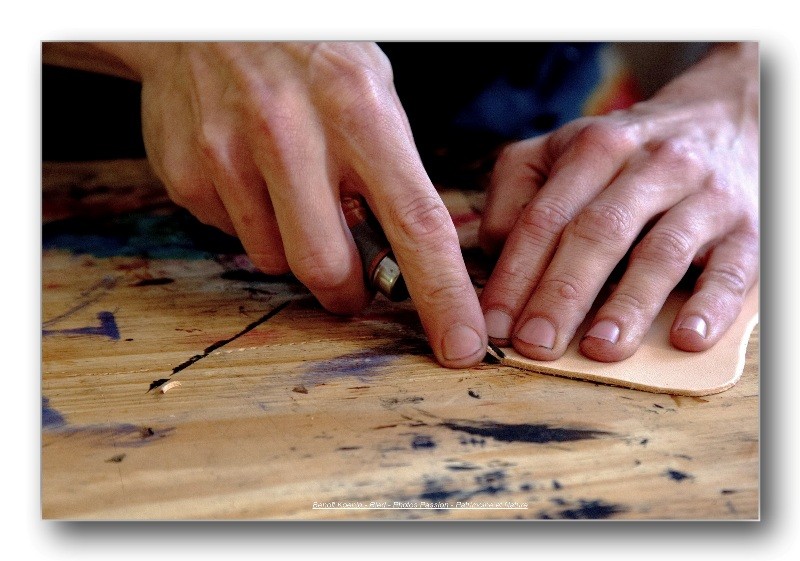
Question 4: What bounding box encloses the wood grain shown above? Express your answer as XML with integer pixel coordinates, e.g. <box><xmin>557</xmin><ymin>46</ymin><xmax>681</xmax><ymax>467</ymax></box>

<box><xmin>41</xmin><ymin>160</ymin><xmax>759</xmax><ymax>520</ymax></box>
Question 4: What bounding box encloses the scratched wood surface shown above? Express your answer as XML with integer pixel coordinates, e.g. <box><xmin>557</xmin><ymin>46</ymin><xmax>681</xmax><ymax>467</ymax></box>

<box><xmin>41</xmin><ymin>159</ymin><xmax>759</xmax><ymax>520</ymax></box>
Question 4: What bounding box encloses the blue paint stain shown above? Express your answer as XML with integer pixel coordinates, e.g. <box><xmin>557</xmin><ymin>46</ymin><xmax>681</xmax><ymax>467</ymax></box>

<box><xmin>42</xmin><ymin>396</ymin><xmax>66</xmax><ymax>429</ymax></box>
<box><xmin>43</xmin><ymin>208</ymin><xmax>243</xmax><ymax>260</ymax></box>
<box><xmin>411</xmin><ymin>435</ymin><xmax>436</xmax><ymax>449</ymax></box>
<box><xmin>665</xmin><ymin>469</ymin><xmax>693</xmax><ymax>482</ymax></box>
<box><xmin>42</xmin><ymin>311</ymin><xmax>120</xmax><ymax>340</ymax></box>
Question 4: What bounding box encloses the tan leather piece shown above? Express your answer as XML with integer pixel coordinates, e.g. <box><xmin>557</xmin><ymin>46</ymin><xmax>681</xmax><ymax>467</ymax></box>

<box><xmin>494</xmin><ymin>283</ymin><xmax>759</xmax><ymax>396</ymax></box>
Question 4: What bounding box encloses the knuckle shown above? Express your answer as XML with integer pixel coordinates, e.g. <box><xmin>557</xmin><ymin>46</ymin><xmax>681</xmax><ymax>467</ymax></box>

<box><xmin>290</xmin><ymin>245</ymin><xmax>352</xmax><ymax>292</ymax></box>
<box><xmin>697</xmin><ymin>262</ymin><xmax>750</xmax><ymax>300</ymax></box>
<box><xmin>607</xmin><ymin>289</ymin><xmax>650</xmax><ymax>317</ymax></box>
<box><xmin>565</xmin><ymin>201</ymin><xmax>635</xmax><ymax>246</ymax></box>
<box><xmin>337</xmin><ymin>79</ymin><xmax>390</xmax><ymax>130</ymax></box>
<box><xmin>492</xmin><ymin>258</ymin><xmax>540</xmax><ymax>288</ymax></box>
<box><xmin>517</xmin><ymin>198</ymin><xmax>573</xmax><ymax>243</ymax></box>
<box><xmin>250</xmin><ymin>90</ymin><xmax>305</xmax><ymax>148</ymax></box>
<box><xmin>646</xmin><ymin>138</ymin><xmax>704</xmax><ymax>176</ymax></box>
<box><xmin>632</xmin><ymin>227</ymin><xmax>695</xmax><ymax>269</ymax></box>
<box><xmin>538</xmin><ymin>273</ymin><xmax>585</xmax><ymax>304</ymax></box>
<box><xmin>197</xmin><ymin>126</ymin><xmax>230</xmax><ymax>172</ymax></box>
<box><xmin>415</xmin><ymin>277</ymin><xmax>470</xmax><ymax>311</ymax></box>
<box><xmin>702</xmin><ymin>171</ymin><xmax>733</xmax><ymax>198</ymax></box>
<box><xmin>572</xmin><ymin>120</ymin><xmax>637</xmax><ymax>159</ymax></box>
<box><xmin>390</xmin><ymin>194</ymin><xmax>453</xmax><ymax>240</ymax></box>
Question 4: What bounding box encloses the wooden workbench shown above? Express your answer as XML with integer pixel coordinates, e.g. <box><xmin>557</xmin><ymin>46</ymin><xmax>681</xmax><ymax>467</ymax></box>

<box><xmin>41</xmin><ymin>159</ymin><xmax>759</xmax><ymax>520</ymax></box>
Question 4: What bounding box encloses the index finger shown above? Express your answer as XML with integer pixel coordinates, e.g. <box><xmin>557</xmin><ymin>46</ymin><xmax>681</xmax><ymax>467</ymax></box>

<box><xmin>339</xmin><ymin>97</ymin><xmax>487</xmax><ymax>368</ymax></box>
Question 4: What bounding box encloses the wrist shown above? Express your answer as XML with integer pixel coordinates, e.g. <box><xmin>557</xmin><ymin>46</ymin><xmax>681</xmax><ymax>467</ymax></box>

<box><xmin>42</xmin><ymin>42</ymin><xmax>179</xmax><ymax>82</ymax></box>
<box><xmin>91</xmin><ymin>42</ymin><xmax>180</xmax><ymax>82</ymax></box>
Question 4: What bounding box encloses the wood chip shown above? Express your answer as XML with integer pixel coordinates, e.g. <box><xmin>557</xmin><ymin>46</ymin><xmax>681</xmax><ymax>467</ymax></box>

<box><xmin>159</xmin><ymin>380</ymin><xmax>182</xmax><ymax>393</ymax></box>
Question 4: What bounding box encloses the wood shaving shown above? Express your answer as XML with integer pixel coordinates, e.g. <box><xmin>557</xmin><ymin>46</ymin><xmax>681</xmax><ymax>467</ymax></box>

<box><xmin>159</xmin><ymin>380</ymin><xmax>182</xmax><ymax>394</ymax></box>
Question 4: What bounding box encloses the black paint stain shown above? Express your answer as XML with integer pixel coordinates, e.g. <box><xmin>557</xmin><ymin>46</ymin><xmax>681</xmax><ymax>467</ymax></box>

<box><xmin>167</xmin><ymin>299</ymin><xmax>291</xmax><ymax>378</ymax></box>
<box><xmin>411</xmin><ymin>435</ymin><xmax>436</xmax><ymax>449</ymax></box>
<box><xmin>540</xmin><ymin>499</ymin><xmax>626</xmax><ymax>520</ymax></box>
<box><xmin>665</xmin><ymin>469</ymin><xmax>693</xmax><ymax>482</ymax></box>
<box><xmin>446</xmin><ymin>463</ymin><xmax>480</xmax><ymax>471</ymax></box>
<box><xmin>459</xmin><ymin>436</ymin><xmax>486</xmax><ymax>447</ymax></box>
<box><xmin>105</xmin><ymin>453</ymin><xmax>126</xmax><ymax>463</ymax></box>
<box><xmin>720</xmin><ymin>489</ymin><xmax>737</xmax><ymax>495</ymax></box>
<box><xmin>440</xmin><ymin>420</ymin><xmax>610</xmax><ymax>444</ymax></box>
<box><xmin>147</xmin><ymin>378</ymin><xmax>170</xmax><ymax>392</ymax></box>
<box><xmin>552</xmin><ymin>479</ymin><xmax>562</xmax><ymax>490</ymax></box>
<box><xmin>380</xmin><ymin>396</ymin><xmax>424</xmax><ymax>409</ymax></box>
<box><xmin>132</xmin><ymin>277</ymin><xmax>174</xmax><ymax>286</ymax></box>
<box><xmin>419</xmin><ymin>479</ymin><xmax>460</xmax><ymax>503</ymax></box>
<box><xmin>417</xmin><ymin>470</ymin><xmax>508</xmax><ymax>505</ymax></box>
<box><xmin>336</xmin><ymin>446</ymin><xmax>361</xmax><ymax>451</ymax></box>
<box><xmin>292</xmin><ymin>385</ymin><xmax>309</xmax><ymax>394</ymax></box>
<box><xmin>468</xmin><ymin>390</ymin><xmax>481</xmax><ymax>399</ymax></box>
<box><xmin>475</xmin><ymin>471</ymin><xmax>505</xmax><ymax>494</ymax></box>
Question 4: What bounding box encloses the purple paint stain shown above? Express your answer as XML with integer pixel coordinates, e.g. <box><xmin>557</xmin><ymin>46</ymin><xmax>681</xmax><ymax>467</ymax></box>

<box><xmin>42</xmin><ymin>311</ymin><xmax>120</xmax><ymax>340</ymax></box>
<box><xmin>45</xmin><ymin>421</ymin><xmax>175</xmax><ymax>447</ymax></box>
<box><xmin>42</xmin><ymin>396</ymin><xmax>66</xmax><ymax>429</ymax></box>
<box><xmin>302</xmin><ymin>339</ymin><xmax>428</xmax><ymax>384</ymax></box>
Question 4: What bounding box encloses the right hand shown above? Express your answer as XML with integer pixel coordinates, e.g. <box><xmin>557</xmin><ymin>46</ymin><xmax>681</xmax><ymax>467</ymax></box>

<box><xmin>100</xmin><ymin>41</ymin><xmax>487</xmax><ymax>367</ymax></box>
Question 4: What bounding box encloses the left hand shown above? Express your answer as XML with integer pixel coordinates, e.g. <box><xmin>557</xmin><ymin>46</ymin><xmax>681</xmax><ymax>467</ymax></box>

<box><xmin>478</xmin><ymin>42</ymin><xmax>759</xmax><ymax>362</ymax></box>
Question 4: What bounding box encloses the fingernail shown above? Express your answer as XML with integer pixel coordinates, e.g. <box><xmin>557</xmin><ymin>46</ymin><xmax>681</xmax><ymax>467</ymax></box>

<box><xmin>484</xmin><ymin>309</ymin><xmax>513</xmax><ymax>340</ymax></box>
<box><xmin>515</xmin><ymin>317</ymin><xmax>556</xmax><ymax>349</ymax></box>
<box><xmin>678</xmin><ymin>315</ymin><xmax>707</xmax><ymax>338</ymax></box>
<box><xmin>584</xmin><ymin>320</ymin><xmax>620</xmax><ymax>344</ymax></box>
<box><xmin>442</xmin><ymin>324</ymin><xmax>484</xmax><ymax>361</ymax></box>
